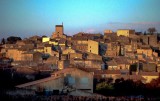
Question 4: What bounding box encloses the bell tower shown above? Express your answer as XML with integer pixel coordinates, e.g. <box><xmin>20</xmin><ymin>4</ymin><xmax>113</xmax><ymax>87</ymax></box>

<box><xmin>55</xmin><ymin>24</ymin><xmax>63</xmax><ymax>36</ymax></box>
<box><xmin>52</xmin><ymin>22</ymin><xmax>66</xmax><ymax>39</ymax></box>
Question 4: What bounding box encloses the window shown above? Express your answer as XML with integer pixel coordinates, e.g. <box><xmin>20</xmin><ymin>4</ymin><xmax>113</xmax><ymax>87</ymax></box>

<box><xmin>68</xmin><ymin>77</ymin><xmax>75</xmax><ymax>85</ymax></box>
<box><xmin>66</xmin><ymin>74</ymin><xmax>75</xmax><ymax>85</ymax></box>
<box><xmin>102</xmin><ymin>75</ymin><xmax>106</xmax><ymax>78</ymax></box>
<box><xmin>66</xmin><ymin>74</ymin><xmax>71</xmax><ymax>77</ymax></box>
<box><xmin>80</xmin><ymin>77</ymin><xmax>88</xmax><ymax>84</ymax></box>
<box><xmin>121</xmin><ymin>72</ymin><xmax>126</xmax><ymax>75</ymax></box>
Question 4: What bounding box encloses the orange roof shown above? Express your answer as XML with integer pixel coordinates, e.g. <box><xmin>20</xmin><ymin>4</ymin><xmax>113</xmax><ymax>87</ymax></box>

<box><xmin>51</xmin><ymin>67</ymin><xmax>91</xmax><ymax>75</ymax></box>
<box><xmin>94</xmin><ymin>70</ymin><xmax>121</xmax><ymax>74</ymax></box>
<box><xmin>139</xmin><ymin>72</ymin><xmax>159</xmax><ymax>76</ymax></box>
<box><xmin>119</xmin><ymin>75</ymin><xmax>146</xmax><ymax>81</ymax></box>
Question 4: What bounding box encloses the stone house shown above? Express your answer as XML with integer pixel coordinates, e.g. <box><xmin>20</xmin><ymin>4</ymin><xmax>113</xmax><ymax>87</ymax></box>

<box><xmin>21</xmin><ymin>52</ymin><xmax>42</xmax><ymax>62</ymax></box>
<box><xmin>71</xmin><ymin>59</ymin><xmax>104</xmax><ymax>70</ymax></box>
<box><xmin>107</xmin><ymin>57</ymin><xmax>130</xmax><ymax>71</ymax></box>
<box><xmin>62</xmin><ymin>48</ymin><xmax>76</xmax><ymax>55</ymax></box>
<box><xmin>16</xmin><ymin>67</ymin><xmax>94</xmax><ymax>93</ymax></box>
<box><xmin>87</xmin><ymin>40</ymin><xmax>99</xmax><ymax>55</ymax></box>
<box><xmin>137</xmin><ymin>47</ymin><xmax>153</xmax><ymax>57</ymax></box>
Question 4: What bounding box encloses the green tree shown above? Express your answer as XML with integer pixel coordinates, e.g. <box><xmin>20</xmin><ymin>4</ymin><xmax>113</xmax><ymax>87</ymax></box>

<box><xmin>96</xmin><ymin>82</ymin><xmax>113</xmax><ymax>91</ymax></box>
<box><xmin>42</xmin><ymin>53</ymin><xmax>50</xmax><ymax>61</ymax></box>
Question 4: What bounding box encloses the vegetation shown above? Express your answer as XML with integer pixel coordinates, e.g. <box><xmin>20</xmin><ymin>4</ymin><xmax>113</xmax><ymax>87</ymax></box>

<box><xmin>147</xmin><ymin>27</ymin><xmax>157</xmax><ymax>34</ymax></box>
<box><xmin>96</xmin><ymin>82</ymin><xmax>114</xmax><ymax>91</ymax></box>
<box><xmin>42</xmin><ymin>53</ymin><xmax>50</xmax><ymax>60</ymax></box>
<box><xmin>95</xmin><ymin>77</ymin><xmax>160</xmax><ymax>97</ymax></box>
<box><xmin>1</xmin><ymin>38</ymin><xmax>6</xmax><ymax>44</ymax></box>
<box><xmin>99</xmin><ymin>43</ymin><xmax>107</xmax><ymax>56</ymax></box>
<box><xmin>0</xmin><ymin>68</ymin><xmax>50</xmax><ymax>90</ymax></box>
<box><xmin>6</xmin><ymin>36</ymin><xmax>22</xmax><ymax>44</ymax></box>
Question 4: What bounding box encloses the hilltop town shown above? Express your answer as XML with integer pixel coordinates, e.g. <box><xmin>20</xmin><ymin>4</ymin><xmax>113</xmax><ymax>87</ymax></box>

<box><xmin>0</xmin><ymin>24</ymin><xmax>160</xmax><ymax>98</ymax></box>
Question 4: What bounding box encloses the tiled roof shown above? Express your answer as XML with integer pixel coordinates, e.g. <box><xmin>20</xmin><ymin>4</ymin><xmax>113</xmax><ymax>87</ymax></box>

<box><xmin>16</xmin><ymin>67</ymin><xmax>36</xmax><ymax>74</ymax></box>
<box><xmin>107</xmin><ymin>60</ymin><xmax>117</xmax><ymax>66</ymax></box>
<box><xmin>114</xmin><ymin>57</ymin><xmax>130</xmax><ymax>64</ymax></box>
<box><xmin>16</xmin><ymin>75</ymin><xmax>63</xmax><ymax>88</ymax></box>
<box><xmin>35</xmin><ymin>47</ymin><xmax>44</xmax><ymax>49</ymax></box>
<box><xmin>139</xmin><ymin>72</ymin><xmax>159</xmax><ymax>76</ymax></box>
<box><xmin>44</xmin><ymin>44</ymin><xmax>52</xmax><ymax>47</ymax></box>
<box><xmin>50</xmin><ymin>39</ymin><xmax>57</xmax><ymax>41</ymax></box>
<box><xmin>94</xmin><ymin>70</ymin><xmax>121</xmax><ymax>74</ymax></box>
<box><xmin>51</xmin><ymin>67</ymin><xmax>92</xmax><ymax>77</ymax></box>
<box><xmin>58</xmin><ymin>38</ymin><xmax>66</xmax><ymax>44</ymax></box>
<box><xmin>66</xmin><ymin>40</ymin><xmax>72</xmax><ymax>45</ymax></box>
<box><xmin>32</xmin><ymin>65</ymin><xmax>52</xmax><ymax>71</ymax></box>
<box><xmin>119</xmin><ymin>75</ymin><xmax>146</xmax><ymax>81</ymax></box>
<box><xmin>71</xmin><ymin>37</ymin><xmax>89</xmax><ymax>40</ymax></box>
<box><xmin>94</xmin><ymin>75</ymin><xmax>102</xmax><ymax>79</ymax></box>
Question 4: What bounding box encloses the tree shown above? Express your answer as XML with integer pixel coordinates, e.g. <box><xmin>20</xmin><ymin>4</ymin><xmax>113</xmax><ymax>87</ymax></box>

<box><xmin>147</xmin><ymin>27</ymin><xmax>157</xmax><ymax>34</ymax></box>
<box><xmin>82</xmin><ymin>53</ymin><xmax>88</xmax><ymax>60</ymax></box>
<box><xmin>42</xmin><ymin>35</ymin><xmax>47</xmax><ymax>38</ymax></box>
<box><xmin>1</xmin><ymin>38</ymin><xmax>5</xmax><ymax>44</ymax></box>
<box><xmin>96</xmin><ymin>82</ymin><xmax>113</xmax><ymax>91</ymax></box>
<box><xmin>7</xmin><ymin>36</ymin><xmax>22</xmax><ymax>44</ymax></box>
<box><xmin>42</xmin><ymin>53</ymin><xmax>50</xmax><ymax>61</ymax></box>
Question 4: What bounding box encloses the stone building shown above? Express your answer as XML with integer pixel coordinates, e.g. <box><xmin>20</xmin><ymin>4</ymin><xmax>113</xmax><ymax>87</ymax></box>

<box><xmin>52</xmin><ymin>24</ymin><xmax>67</xmax><ymax>39</ymax></box>
<box><xmin>88</xmin><ymin>40</ymin><xmax>99</xmax><ymax>55</ymax></box>
<box><xmin>104</xmin><ymin>30</ymin><xmax>113</xmax><ymax>39</ymax></box>
<box><xmin>117</xmin><ymin>29</ymin><xmax>135</xmax><ymax>37</ymax></box>
<box><xmin>16</xmin><ymin>67</ymin><xmax>94</xmax><ymax>93</ymax></box>
<box><xmin>140</xmin><ymin>34</ymin><xmax>157</xmax><ymax>47</ymax></box>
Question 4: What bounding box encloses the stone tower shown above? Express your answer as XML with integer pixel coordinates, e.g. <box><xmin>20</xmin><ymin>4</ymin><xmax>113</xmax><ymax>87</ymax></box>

<box><xmin>52</xmin><ymin>23</ymin><xmax>66</xmax><ymax>39</ymax></box>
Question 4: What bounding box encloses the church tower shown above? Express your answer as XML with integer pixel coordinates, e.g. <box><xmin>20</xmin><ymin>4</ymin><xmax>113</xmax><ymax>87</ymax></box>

<box><xmin>52</xmin><ymin>23</ymin><xmax>66</xmax><ymax>39</ymax></box>
<box><xmin>55</xmin><ymin>23</ymin><xmax>63</xmax><ymax>36</ymax></box>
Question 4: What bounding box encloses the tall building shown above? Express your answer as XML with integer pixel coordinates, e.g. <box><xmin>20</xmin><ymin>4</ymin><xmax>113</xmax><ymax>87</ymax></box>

<box><xmin>52</xmin><ymin>23</ymin><xmax>67</xmax><ymax>39</ymax></box>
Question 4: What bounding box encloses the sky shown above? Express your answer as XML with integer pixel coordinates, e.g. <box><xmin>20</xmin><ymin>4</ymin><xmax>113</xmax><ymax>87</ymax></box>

<box><xmin>0</xmin><ymin>0</ymin><xmax>160</xmax><ymax>38</ymax></box>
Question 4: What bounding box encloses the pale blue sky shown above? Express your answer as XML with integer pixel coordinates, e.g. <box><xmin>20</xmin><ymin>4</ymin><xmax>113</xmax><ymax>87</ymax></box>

<box><xmin>0</xmin><ymin>0</ymin><xmax>160</xmax><ymax>38</ymax></box>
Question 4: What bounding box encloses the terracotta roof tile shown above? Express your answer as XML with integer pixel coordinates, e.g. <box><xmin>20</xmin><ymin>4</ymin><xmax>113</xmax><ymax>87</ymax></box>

<box><xmin>139</xmin><ymin>72</ymin><xmax>159</xmax><ymax>76</ymax></box>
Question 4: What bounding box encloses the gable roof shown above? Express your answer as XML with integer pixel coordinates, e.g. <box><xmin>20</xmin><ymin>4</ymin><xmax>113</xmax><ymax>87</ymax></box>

<box><xmin>16</xmin><ymin>75</ymin><xmax>63</xmax><ymax>88</ymax></box>
<box><xmin>16</xmin><ymin>67</ymin><xmax>92</xmax><ymax>88</ymax></box>
<box><xmin>94</xmin><ymin>70</ymin><xmax>121</xmax><ymax>75</ymax></box>
<box><xmin>114</xmin><ymin>57</ymin><xmax>130</xmax><ymax>64</ymax></box>
<box><xmin>107</xmin><ymin>60</ymin><xmax>117</xmax><ymax>66</ymax></box>
<box><xmin>58</xmin><ymin>38</ymin><xmax>66</xmax><ymax>44</ymax></box>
